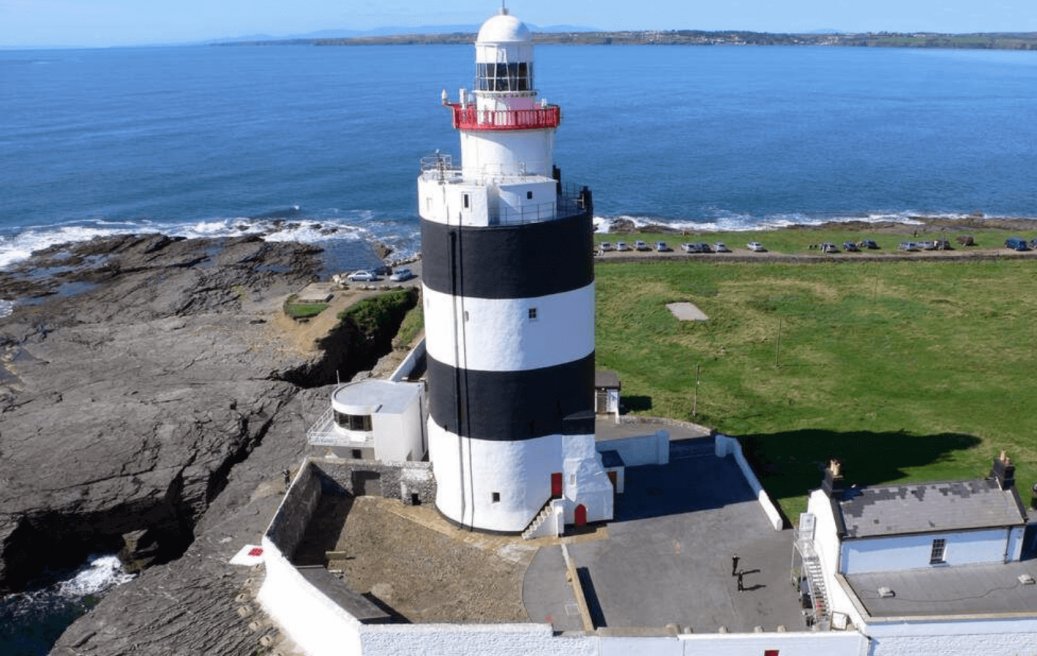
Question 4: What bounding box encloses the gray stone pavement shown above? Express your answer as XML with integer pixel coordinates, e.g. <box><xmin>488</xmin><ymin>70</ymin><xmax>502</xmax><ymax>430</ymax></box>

<box><xmin>523</xmin><ymin>450</ymin><xmax>806</xmax><ymax>634</ymax></box>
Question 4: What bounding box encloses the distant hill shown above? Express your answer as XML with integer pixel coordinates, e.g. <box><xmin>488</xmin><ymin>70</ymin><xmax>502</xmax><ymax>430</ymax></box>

<box><xmin>218</xmin><ymin>29</ymin><xmax>1037</xmax><ymax>51</ymax></box>
<box><xmin>209</xmin><ymin>23</ymin><xmax>598</xmax><ymax>45</ymax></box>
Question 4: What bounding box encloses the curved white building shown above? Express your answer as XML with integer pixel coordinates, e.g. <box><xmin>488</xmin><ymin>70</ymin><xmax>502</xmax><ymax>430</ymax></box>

<box><xmin>418</xmin><ymin>9</ymin><xmax>613</xmax><ymax>533</ymax></box>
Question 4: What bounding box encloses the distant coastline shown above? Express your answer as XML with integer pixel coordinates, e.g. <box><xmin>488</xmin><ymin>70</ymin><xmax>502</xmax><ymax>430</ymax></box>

<box><xmin>219</xmin><ymin>30</ymin><xmax>1037</xmax><ymax>50</ymax></box>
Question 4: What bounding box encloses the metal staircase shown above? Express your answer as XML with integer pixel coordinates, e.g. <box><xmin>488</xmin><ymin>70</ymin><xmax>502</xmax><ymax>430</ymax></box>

<box><xmin>522</xmin><ymin>502</ymin><xmax>555</xmax><ymax>540</ymax></box>
<box><xmin>794</xmin><ymin>528</ymin><xmax>832</xmax><ymax>629</ymax></box>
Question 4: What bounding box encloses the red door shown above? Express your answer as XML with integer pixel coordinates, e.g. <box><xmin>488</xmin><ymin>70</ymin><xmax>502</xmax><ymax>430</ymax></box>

<box><xmin>551</xmin><ymin>472</ymin><xmax>562</xmax><ymax>498</ymax></box>
<box><xmin>575</xmin><ymin>504</ymin><xmax>587</xmax><ymax>527</ymax></box>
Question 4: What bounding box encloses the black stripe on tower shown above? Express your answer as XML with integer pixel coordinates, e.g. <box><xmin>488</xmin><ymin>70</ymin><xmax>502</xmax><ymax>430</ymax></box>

<box><xmin>427</xmin><ymin>353</ymin><xmax>596</xmax><ymax>441</ymax></box>
<box><xmin>421</xmin><ymin>209</ymin><xmax>593</xmax><ymax>300</ymax></box>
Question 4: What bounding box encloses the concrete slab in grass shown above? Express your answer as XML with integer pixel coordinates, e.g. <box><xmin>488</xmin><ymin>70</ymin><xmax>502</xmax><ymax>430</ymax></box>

<box><xmin>666</xmin><ymin>302</ymin><xmax>708</xmax><ymax>321</ymax></box>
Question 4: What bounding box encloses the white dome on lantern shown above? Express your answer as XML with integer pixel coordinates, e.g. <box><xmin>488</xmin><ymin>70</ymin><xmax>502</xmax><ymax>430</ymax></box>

<box><xmin>477</xmin><ymin>12</ymin><xmax>532</xmax><ymax>43</ymax></box>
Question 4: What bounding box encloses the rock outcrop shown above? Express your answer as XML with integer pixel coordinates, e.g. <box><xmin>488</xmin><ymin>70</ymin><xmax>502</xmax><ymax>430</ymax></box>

<box><xmin>0</xmin><ymin>234</ymin><xmax>328</xmax><ymax>592</ymax></box>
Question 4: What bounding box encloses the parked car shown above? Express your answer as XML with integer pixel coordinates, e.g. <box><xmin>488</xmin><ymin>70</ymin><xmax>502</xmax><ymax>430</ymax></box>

<box><xmin>842</xmin><ymin>241</ymin><xmax>860</xmax><ymax>252</ymax></box>
<box><xmin>1030</xmin><ymin>239</ymin><xmax>1037</xmax><ymax>250</ymax></box>
<box><xmin>599</xmin><ymin>242</ymin><xmax>613</xmax><ymax>252</ymax></box>
<box><xmin>371</xmin><ymin>263</ymin><xmax>393</xmax><ymax>276</ymax></box>
<box><xmin>347</xmin><ymin>270</ymin><xmax>379</xmax><ymax>282</ymax></box>
<box><xmin>655</xmin><ymin>241</ymin><xmax>672</xmax><ymax>252</ymax></box>
<box><xmin>746</xmin><ymin>241</ymin><xmax>766</xmax><ymax>252</ymax></box>
<box><xmin>898</xmin><ymin>241</ymin><xmax>920</xmax><ymax>252</ymax></box>
<box><xmin>680</xmin><ymin>242</ymin><xmax>698</xmax><ymax>253</ymax></box>
<box><xmin>389</xmin><ymin>268</ymin><xmax>415</xmax><ymax>282</ymax></box>
<box><xmin>615</xmin><ymin>241</ymin><xmax>630</xmax><ymax>252</ymax></box>
<box><xmin>713</xmin><ymin>242</ymin><xmax>731</xmax><ymax>253</ymax></box>
<box><xmin>820</xmin><ymin>242</ymin><xmax>839</xmax><ymax>254</ymax></box>
<box><xmin>1005</xmin><ymin>237</ymin><xmax>1030</xmax><ymax>251</ymax></box>
<box><xmin>858</xmin><ymin>239</ymin><xmax>879</xmax><ymax>250</ymax></box>
<box><xmin>634</xmin><ymin>240</ymin><xmax>650</xmax><ymax>251</ymax></box>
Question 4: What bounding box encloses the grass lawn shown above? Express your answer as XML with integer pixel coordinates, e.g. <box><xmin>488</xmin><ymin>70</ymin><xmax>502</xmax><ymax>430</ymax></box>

<box><xmin>595</xmin><ymin>226</ymin><xmax>1037</xmax><ymax>255</ymax></box>
<box><xmin>284</xmin><ymin>299</ymin><xmax>329</xmax><ymax>320</ymax></box>
<box><xmin>595</xmin><ymin>256</ymin><xmax>1037</xmax><ymax>518</ymax></box>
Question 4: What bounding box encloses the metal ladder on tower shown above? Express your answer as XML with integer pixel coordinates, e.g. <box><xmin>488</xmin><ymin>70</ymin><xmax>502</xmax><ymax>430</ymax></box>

<box><xmin>521</xmin><ymin>502</ymin><xmax>555</xmax><ymax>540</ymax></box>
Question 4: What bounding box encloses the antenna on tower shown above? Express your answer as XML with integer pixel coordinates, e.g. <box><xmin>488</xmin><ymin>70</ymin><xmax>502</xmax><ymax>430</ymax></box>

<box><xmin>501</xmin><ymin>1</ymin><xmax>508</xmax><ymax>15</ymax></box>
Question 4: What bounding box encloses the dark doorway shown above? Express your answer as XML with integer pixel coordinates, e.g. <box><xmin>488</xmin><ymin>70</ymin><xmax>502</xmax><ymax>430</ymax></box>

<box><xmin>352</xmin><ymin>471</ymin><xmax>382</xmax><ymax>497</ymax></box>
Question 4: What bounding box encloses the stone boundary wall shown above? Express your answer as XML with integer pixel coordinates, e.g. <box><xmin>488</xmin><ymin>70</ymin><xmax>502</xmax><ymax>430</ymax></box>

<box><xmin>597</xmin><ymin>251</ymin><xmax>1037</xmax><ymax>266</ymax></box>
<box><xmin>266</xmin><ymin>461</ymin><xmax>324</xmax><ymax>559</ymax></box>
<box><xmin>715</xmin><ymin>435</ymin><xmax>784</xmax><ymax>530</ymax></box>
<box><xmin>312</xmin><ymin>457</ymin><xmax>437</xmax><ymax>506</ymax></box>
<box><xmin>596</xmin><ymin>431</ymin><xmax>670</xmax><ymax>467</ymax></box>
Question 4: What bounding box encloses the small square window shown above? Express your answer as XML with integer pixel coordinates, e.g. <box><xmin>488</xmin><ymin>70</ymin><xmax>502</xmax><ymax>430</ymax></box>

<box><xmin>526</xmin><ymin>191</ymin><xmax>533</xmax><ymax>200</ymax></box>
<box><xmin>528</xmin><ymin>307</ymin><xmax>538</xmax><ymax>321</ymax></box>
<box><xmin>930</xmin><ymin>538</ymin><xmax>947</xmax><ymax>564</ymax></box>
<box><xmin>351</xmin><ymin>449</ymin><xmax>362</xmax><ymax>459</ymax></box>
<box><xmin>492</xmin><ymin>492</ymin><xmax>500</xmax><ymax>503</ymax></box>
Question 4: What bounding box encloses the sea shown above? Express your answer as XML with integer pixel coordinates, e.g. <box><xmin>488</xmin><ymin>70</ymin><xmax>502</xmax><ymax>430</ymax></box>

<box><xmin>1</xmin><ymin>41</ymin><xmax>1037</xmax><ymax>652</ymax></box>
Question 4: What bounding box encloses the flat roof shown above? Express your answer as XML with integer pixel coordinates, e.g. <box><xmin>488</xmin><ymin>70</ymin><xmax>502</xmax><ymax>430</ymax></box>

<box><xmin>844</xmin><ymin>561</ymin><xmax>1037</xmax><ymax>619</ymax></box>
<box><xmin>332</xmin><ymin>379</ymin><xmax>421</xmax><ymax>415</ymax></box>
<box><xmin>594</xmin><ymin>416</ymin><xmax>711</xmax><ymax>443</ymax></box>
<box><xmin>836</xmin><ymin>478</ymin><xmax>1027</xmax><ymax>539</ymax></box>
<box><xmin>524</xmin><ymin>453</ymin><xmax>806</xmax><ymax>633</ymax></box>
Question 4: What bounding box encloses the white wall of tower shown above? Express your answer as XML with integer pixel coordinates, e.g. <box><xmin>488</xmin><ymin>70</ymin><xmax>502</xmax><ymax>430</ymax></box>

<box><xmin>460</xmin><ymin>129</ymin><xmax>555</xmax><ymax>179</ymax></box>
<box><xmin>422</xmin><ymin>284</ymin><xmax>594</xmax><ymax>372</ymax></box>
<box><xmin>428</xmin><ymin>422</ymin><xmax>567</xmax><ymax>532</ymax></box>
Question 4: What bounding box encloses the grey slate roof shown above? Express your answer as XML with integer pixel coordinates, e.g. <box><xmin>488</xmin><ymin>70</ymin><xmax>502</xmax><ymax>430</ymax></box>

<box><xmin>837</xmin><ymin>478</ymin><xmax>1027</xmax><ymax>538</ymax></box>
<box><xmin>595</xmin><ymin>369</ymin><xmax>621</xmax><ymax>389</ymax></box>
<box><xmin>844</xmin><ymin>561</ymin><xmax>1037</xmax><ymax>618</ymax></box>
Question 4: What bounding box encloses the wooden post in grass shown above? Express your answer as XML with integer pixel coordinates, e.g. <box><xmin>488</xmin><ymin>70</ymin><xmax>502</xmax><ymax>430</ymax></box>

<box><xmin>693</xmin><ymin>363</ymin><xmax>701</xmax><ymax>416</ymax></box>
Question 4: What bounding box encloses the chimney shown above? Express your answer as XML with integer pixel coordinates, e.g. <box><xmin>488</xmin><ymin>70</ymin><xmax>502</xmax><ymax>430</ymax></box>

<box><xmin>991</xmin><ymin>450</ymin><xmax>1015</xmax><ymax>490</ymax></box>
<box><xmin>822</xmin><ymin>459</ymin><xmax>845</xmax><ymax>496</ymax></box>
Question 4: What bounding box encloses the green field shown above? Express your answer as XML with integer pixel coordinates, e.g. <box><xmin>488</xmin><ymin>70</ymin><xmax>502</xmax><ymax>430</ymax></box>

<box><xmin>594</xmin><ymin>225</ymin><xmax>1037</xmax><ymax>255</ymax></box>
<box><xmin>595</xmin><ymin>255</ymin><xmax>1037</xmax><ymax>518</ymax></box>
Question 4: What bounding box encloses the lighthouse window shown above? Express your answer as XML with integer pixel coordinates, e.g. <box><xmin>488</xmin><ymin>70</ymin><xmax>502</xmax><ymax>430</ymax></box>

<box><xmin>462</xmin><ymin>193</ymin><xmax>470</xmax><ymax>209</ymax></box>
<box><xmin>526</xmin><ymin>191</ymin><xmax>533</xmax><ymax>200</ymax></box>
<box><xmin>492</xmin><ymin>492</ymin><xmax>500</xmax><ymax>503</ymax></box>
<box><xmin>528</xmin><ymin>307</ymin><xmax>538</xmax><ymax>321</ymax></box>
<box><xmin>475</xmin><ymin>62</ymin><xmax>533</xmax><ymax>92</ymax></box>
<box><xmin>334</xmin><ymin>412</ymin><xmax>373</xmax><ymax>432</ymax></box>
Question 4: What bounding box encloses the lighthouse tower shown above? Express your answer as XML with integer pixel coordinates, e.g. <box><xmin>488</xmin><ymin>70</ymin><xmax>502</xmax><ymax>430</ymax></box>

<box><xmin>418</xmin><ymin>9</ymin><xmax>614</xmax><ymax>533</ymax></box>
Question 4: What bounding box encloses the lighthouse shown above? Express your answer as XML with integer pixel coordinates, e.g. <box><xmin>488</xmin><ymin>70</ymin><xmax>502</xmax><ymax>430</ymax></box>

<box><xmin>418</xmin><ymin>9</ymin><xmax>614</xmax><ymax>533</ymax></box>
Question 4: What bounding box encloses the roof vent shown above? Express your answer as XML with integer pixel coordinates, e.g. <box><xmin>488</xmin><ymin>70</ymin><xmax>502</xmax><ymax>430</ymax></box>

<box><xmin>878</xmin><ymin>586</ymin><xmax>895</xmax><ymax>598</ymax></box>
<box><xmin>1019</xmin><ymin>574</ymin><xmax>1036</xmax><ymax>585</ymax></box>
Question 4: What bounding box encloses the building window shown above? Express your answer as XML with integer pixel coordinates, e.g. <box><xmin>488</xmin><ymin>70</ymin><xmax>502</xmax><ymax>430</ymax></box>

<box><xmin>930</xmin><ymin>538</ymin><xmax>947</xmax><ymax>564</ymax></box>
<box><xmin>764</xmin><ymin>651</ymin><xmax>780</xmax><ymax>656</ymax></box>
<box><xmin>526</xmin><ymin>191</ymin><xmax>533</xmax><ymax>200</ymax></box>
<box><xmin>492</xmin><ymin>492</ymin><xmax>500</xmax><ymax>503</ymax></box>
<box><xmin>335</xmin><ymin>412</ymin><xmax>372</xmax><ymax>432</ymax></box>
<box><xmin>528</xmin><ymin>307</ymin><xmax>538</xmax><ymax>321</ymax></box>
<box><xmin>462</xmin><ymin>193</ymin><xmax>470</xmax><ymax>209</ymax></box>
<box><xmin>463</xmin><ymin>310</ymin><xmax>470</xmax><ymax>322</ymax></box>
<box><xmin>351</xmin><ymin>449</ymin><xmax>362</xmax><ymax>459</ymax></box>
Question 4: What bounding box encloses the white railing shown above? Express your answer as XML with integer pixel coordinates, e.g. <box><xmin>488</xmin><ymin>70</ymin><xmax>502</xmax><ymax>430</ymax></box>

<box><xmin>306</xmin><ymin>406</ymin><xmax>374</xmax><ymax>448</ymax></box>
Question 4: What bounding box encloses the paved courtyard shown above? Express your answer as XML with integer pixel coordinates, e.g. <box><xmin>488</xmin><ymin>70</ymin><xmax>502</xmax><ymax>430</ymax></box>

<box><xmin>524</xmin><ymin>443</ymin><xmax>806</xmax><ymax>633</ymax></box>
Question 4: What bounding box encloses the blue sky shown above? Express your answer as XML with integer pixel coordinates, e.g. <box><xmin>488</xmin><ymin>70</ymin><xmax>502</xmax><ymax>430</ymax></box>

<box><xmin>1</xmin><ymin>0</ymin><xmax>1035</xmax><ymax>48</ymax></box>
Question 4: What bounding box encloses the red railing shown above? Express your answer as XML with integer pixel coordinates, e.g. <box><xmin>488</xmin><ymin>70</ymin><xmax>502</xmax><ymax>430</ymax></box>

<box><xmin>448</xmin><ymin>103</ymin><xmax>561</xmax><ymax>131</ymax></box>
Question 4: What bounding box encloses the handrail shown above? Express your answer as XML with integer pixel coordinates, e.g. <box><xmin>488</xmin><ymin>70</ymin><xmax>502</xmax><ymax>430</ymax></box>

<box><xmin>447</xmin><ymin>103</ymin><xmax>561</xmax><ymax>131</ymax></box>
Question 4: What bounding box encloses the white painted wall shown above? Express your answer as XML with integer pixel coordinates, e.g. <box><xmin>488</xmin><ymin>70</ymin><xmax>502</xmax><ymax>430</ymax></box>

<box><xmin>679</xmin><ymin>631</ymin><xmax>867</xmax><ymax>656</ymax></box>
<box><xmin>865</xmin><ymin>616</ymin><xmax>1037</xmax><ymax>656</ymax></box>
<box><xmin>460</xmin><ymin>129</ymin><xmax>555</xmax><ymax>179</ymax></box>
<box><xmin>714</xmin><ymin>435</ymin><xmax>783</xmax><ymax>530</ymax></box>
<box><xmin>498</xmin><ymin>180</ymin><xmax>559</xmax><ymax>224</ymax></box>
<box><xmin>1008</xmin><ymin>525</ymin><xmax>1026</xmax><ymax>562</ymax></box>
<box><xmin>840</xmin><ymin>528</ymin><xmax>1014</xmax><ymax>574</ymax></box>
<box><xmin>418</xmin><ymin>177</ymin><xmax>492</xmax><ymax>227</ymax></box>
<box><xmin>806</xmin><ymin>490</ymin><xmax>867</xmax><ymax>629</ymax></box>
<box><xmin>423</xmin><ymin>284</ymin><xmax>594</xmax><ymax>372</ymax></box>
<box><xmin>563</xmin><ymin>434</ymin><xmax>614</xmax><ymax>524</ymax></box>
<box><xmin>258</xmin><ymin>536</ymin><xmax>364</xmax><ymax>656</ymax></box>
<box><xmin>594</xmin><ymin>431</ymin><xmax>669</xmax><ymax>468</ymax></box>
<box><xmin>360</xmin><ymin>623</ymin><xmax>595</xmax><ymax>656</ymax></box>
<box><xmin>371</xmin><ymin>389</ymin><xmax>423</xmax><ymax>463</ymax></box>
